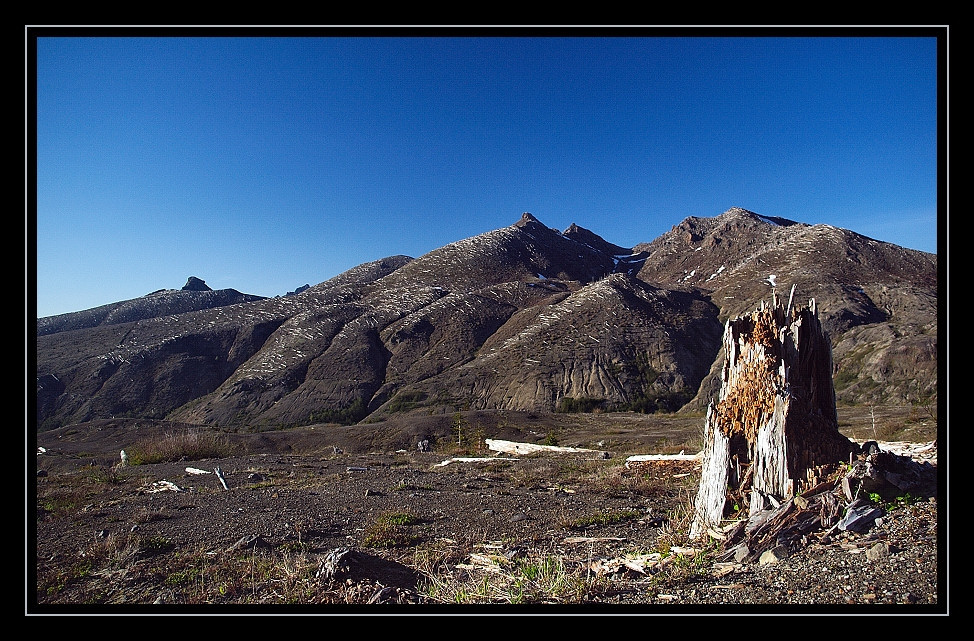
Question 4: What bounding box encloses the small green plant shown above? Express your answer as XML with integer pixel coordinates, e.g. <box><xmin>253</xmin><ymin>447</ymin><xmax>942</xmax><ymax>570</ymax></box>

<box><xmin>378</xmin><ymin>511</ymin><xmax>420</xmax><ymax>526</ymax></box>
<box><xmin>38</xmin><ymin>494</ymin><xmax>81</xmax><ymax>519</ymax></box>
<box><xmin>165</xmin><ymin>566</ymin><xmax>201</xmax><ymax>587</ymax></box>
<box><xmin>870</xmin><ymin>491</ymin><xmax>921</xmax><ymax>512</ymax></box>
<box><xmin>393</xmin><ymin>479</ymin><xmax>433</xmax><ymax>492</ymax></box>
<box><xmin>561</xmin><ymin>508</ymin><xmax>642</xmax><ymax>530</ymax></box>
<box><xmin>278</xmin><ymin>540</ymin><xmax>312</xmax><ymax>555</ymax></box>
<box><xmin>139</xmin><ymin>535</ymin><xmax>175</xmax><ymax>558</ymax></box>
<box><xmin>415</xmin><ymin>542</ymin><xmax>611</xmax><ymax>605</ymax></box>
<box><xmin>38</xmin><ymin>558</ymin><xmax>94</xmax><ymax>598</ymax></box>
<box><xmin>362</xmin><ymin>510</ymin><xmax>422</xmax><ymax>548</ymax></box>
<box><xmin>895</xmin><ymin>493</ymin><xmax>919</xmax><ymax>508</ymax></box>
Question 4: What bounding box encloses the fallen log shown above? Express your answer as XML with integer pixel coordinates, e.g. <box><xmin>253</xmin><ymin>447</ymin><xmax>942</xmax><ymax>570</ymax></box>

<box><xmin>714</xmin><ymin>437</ymin><xmax>936</xmax><ymax>563</ymax></box>
<box><xmin>214</xmin><ymin>466</ymin><xmax>230</xmax><ymax>491</ymax></box>
<box><xmin>484</xmin><ymin>438</ymin><xmax>610</xmax><ymax>459</ymax></box>
<box><xmin>625</xmin><ymin>452</ymin><xmax>702</xmax><ymax>478</ymax></box>
<box><xmin>626</xmin><ymin>451</ymin><xmax>701</xmax><ymax>463</ymax></box>
<box><xmin>434</xmin><ymin>457</ymin><xmax>518</xmax><ymax>467</ymax></box>
<box><xmin>842</xmin><ymin>441</ymin><xmax>938</xmax><ymax>501</ymax></box>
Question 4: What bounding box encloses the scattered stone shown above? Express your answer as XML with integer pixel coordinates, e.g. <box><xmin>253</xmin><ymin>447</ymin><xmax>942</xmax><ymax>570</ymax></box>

<box><xmin>866</xmin><ymin>541</ymin><xmax>890</xmax><ymax>561</ymax></box>
<box><xmin>226</xmin><ymin>534</ymin><xmax>270</xmax><ymax>552</ymax></box>
<box><xmin>838</xmin><ymin>501</ymin><xmax>885</xmax><ymax>533</ymax></box>
<box><xmin>758</xmin><ymin>545</ymin><xmax>790</xmax><ymax>565</ymax></box>
<box><xmin>318</xmin><ymin>547</ymin><xmax>362</xmax><ymax>581</ymax></box>
<box><xmin>860</xmin><ymin>441</ymin><xmax>881</xmax><ymax>456</ymax></box>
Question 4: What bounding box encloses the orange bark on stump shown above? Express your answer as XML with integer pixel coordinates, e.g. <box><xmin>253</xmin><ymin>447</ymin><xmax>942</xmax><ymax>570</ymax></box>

<box><xmin>689</xmin><ymin>288</ymin><xmax>856</xmax><ymax>541</ymax></box>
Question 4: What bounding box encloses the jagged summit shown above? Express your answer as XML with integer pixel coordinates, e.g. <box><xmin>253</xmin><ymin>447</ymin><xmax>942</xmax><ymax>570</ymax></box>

<box><xmin>724</xmin><ymin>206</ymin><xmax>758</xmax><ymax>217</ymax></box>
<box><xmin>563</xmin><ymin>222</ymin><xmax>632</xmax><ymax>256</ymax></box>
<box><xmin>722</xmin><ymin>206</ymin><xmax>800</xmax><ymax>227</ymax></box>
<box><xmin>513</xmin><ymin>213</ymin><xmax>630</xmax><ymax>255</ymax></box>
<box><xmin>182</xmin><ymin>276</ymin><xmax>212</xmax><ymax>292</ymax></box>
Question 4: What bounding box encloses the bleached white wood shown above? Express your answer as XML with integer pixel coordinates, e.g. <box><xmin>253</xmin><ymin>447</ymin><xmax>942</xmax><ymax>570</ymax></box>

<box><xmin>213</xmin><ymin>466</ymin><xmax>229</xmax><ymax>490</ymax></box>
<box><xmin>434</xmin><ymin>457</ymin><xmax>516</xmax><ymax>467</ymax></box>
<box><xmin>484</xmin><ymin>438</ymin><xmax>609</xmax><ymax>458</ymax></box>
<box><xmin>689</xmin><ymin>293</ymin><xmax>853</xmax><ymax>541</ymax></box>
<box><xmin>626</xmin><ymin>452</ymin><xmax>701</xmax><ymax>464</ymax></box>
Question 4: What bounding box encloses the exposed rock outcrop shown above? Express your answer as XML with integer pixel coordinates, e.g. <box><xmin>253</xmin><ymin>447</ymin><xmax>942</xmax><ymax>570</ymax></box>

<box><xmin>182</xmin><ymin>276</ymin><xmax>212</xmax><ymax>291</ymax></box>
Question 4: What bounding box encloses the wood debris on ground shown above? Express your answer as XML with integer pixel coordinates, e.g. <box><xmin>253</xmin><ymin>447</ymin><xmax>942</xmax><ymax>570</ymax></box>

<box><xmin>484</xmin><ymin>438</ymin><xmax>610</xmax><ymax>459</ymax></box>
<box><xmin>712</xmin><ymin>440</ymin><xmax>937</xmax><ymax>564</ymax></box>
<box><xmin>140</xmin><ymin>480</ymin><xmax>185</xmax><ymax>493</ymax></box>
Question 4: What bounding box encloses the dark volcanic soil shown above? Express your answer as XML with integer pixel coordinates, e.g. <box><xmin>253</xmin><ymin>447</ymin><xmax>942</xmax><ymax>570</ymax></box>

<box><xmin>31</xmin><ymin>409</ymin><xmax>943</xmax><ymax>614</ymax></box>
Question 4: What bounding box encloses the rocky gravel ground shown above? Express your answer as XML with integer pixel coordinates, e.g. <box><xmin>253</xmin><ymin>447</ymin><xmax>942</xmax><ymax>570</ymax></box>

<box><xmin>31</xmin><ymin>412</ymin><xmax>945</xmax><ymax>615</ymax></box>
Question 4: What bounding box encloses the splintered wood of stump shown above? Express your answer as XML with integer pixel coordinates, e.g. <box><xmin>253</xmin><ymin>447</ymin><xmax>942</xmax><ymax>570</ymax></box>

<box><xmin>689</xmin><ymin>289</ymin><xmax>855</xmax><ymax>540</ymax></box>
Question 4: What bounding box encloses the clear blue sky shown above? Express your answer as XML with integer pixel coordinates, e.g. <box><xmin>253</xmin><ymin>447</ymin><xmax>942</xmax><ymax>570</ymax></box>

<box><xmin>31</xmin><ymin>28</ymin><xmax>943</xmax><ymax>318</ymax></box>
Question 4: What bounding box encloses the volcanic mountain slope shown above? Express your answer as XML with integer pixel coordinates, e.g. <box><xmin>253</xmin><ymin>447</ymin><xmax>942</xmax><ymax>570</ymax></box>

<box><xmin>632</xmin><ymin>208</ymin><xmax>938</xmax><ymax>408</ymax></box>
<box><xmin>633</xmin><ymin>208</ymin><xmax>936</xmax><ymax>331</ymax></box>
<box><xmin>34</xmin><ymin>208</ymin><xmax>938</xmax><ymax>432</ymax></box>
<box><xmin>158</xmin><ymin>214</ymin><xmax>719</xmax><ymax>428</ymax></box>
<box><xmin>36</xmin><ymin>277</ymin><xmax>266</xmax><ymax>337</ymax></box>
<box><xmin>35</xmin><ymin>257</ymin><xmax>410</xmax><ymax>429</ymax></box>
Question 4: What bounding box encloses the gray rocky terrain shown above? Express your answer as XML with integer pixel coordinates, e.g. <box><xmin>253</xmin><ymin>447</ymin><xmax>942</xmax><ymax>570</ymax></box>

<box><xmin>32</xmin><ymin>408</ymin><xmax>942</xmax><ymax>614</ymax></box>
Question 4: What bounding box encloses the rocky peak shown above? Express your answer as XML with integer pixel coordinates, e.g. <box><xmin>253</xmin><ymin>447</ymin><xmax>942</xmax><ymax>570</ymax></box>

<box><xmin>723</xmin><ymin>206</ymin><xmax>799</xmax><ymax>227</ymax></box>
<box><xmin>563</xmin><ymin>222</ymin><xmax>631</xmax><ymax>256</ymax></box>
<box><xmin>724</xmin><ymin>206</ymin><xmax>759</xmax><ymax>217</ymax></box>
<box><xmin>182</xmin><ymin>276</ymin><xmax>212</xmax><ymax>292</ymax></box>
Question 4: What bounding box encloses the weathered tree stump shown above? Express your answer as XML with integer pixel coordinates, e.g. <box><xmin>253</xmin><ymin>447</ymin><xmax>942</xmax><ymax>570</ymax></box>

<box><xmin>689</xmin><ymin>287</ymin><xmax>856</xmax><ymax>540</ymax></box>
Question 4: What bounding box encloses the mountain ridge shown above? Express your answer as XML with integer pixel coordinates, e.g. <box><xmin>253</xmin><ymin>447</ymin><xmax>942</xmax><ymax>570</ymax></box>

<box><xmin>35</xmin><ymin>207</ymin><xmax>938</xmax><ymax>432</ymax></box>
